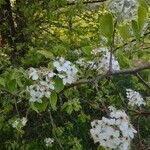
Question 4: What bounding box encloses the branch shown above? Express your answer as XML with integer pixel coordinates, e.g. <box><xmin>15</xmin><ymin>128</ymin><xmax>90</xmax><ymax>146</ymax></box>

<box><xmin>112</xmin><ymin>63</ymin><xmax>150</xmax><ymax>75</ymax></box>
<box><xmin>66</xmin><ymin>0</ymin><xmax>107</xmax><ymax>6</ymax></box>
<box><xmin>114</xmin><ymin>32</ymin><xmax>150</xmax><ymax>52</ymax></box>
<box><xmin>63</xmin><ymin>63</ymin><xmax>150</xmax><ymax>91</ymax></box>
<box><xmin>109</xmin><ymin>20</ymin><xmax>117</xmax><ymax>73</ymax></box>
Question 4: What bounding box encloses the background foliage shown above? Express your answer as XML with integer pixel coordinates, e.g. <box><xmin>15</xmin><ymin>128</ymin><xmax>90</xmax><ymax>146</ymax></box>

<box><xmin>0</xmin><ymin>0</ymin><xmax>150</xmax><ymax>149</ymax></box>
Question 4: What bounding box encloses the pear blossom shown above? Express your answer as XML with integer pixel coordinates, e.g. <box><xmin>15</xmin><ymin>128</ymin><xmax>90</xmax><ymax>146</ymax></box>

<box><xmin>53</xmin><ymin>57</ymin><xmax>78</xmax><ymax>85</ymax></box>
<box><xmin>12</xmin><ymin>120</ymin><xmax>19</xmax><ymax>128</ymax></box>
<box><xmin>92</xmin><ymin>48</ymin><xmax>120</xmax><ymax>74</ymax></box>
<box><xmin>12</xmin><ymin>117</ymin><xmax>27</xmax><ymax>129</ymax></box>
<box><xmin>108</xmin><ymin>0</ymin><xmax>138</xmax><ymax>20</ymax></box>
<box><xmin>28</xmin><ymin>68</ymin><xmax>39</xmax><ymax>80</ymax></box>
<box><xmin>44</xmin><ymin>138</ymin><xmax>54</xmax><ymax>147</ymax></box>
<box><xmin>76</xmin><ymin>48</ymin><xmax>120</xmax><ymax>74</ymax></box>
<box><xmin>126</xmin><ymin>89</ymin><xmax>146</xmax><ymax>107</ymax></box>
<box><xmin>21</xmin><ymin>117</ymin><xmax>27</xmax><ymax>126</ymax></box>
<box><xmin>76</xmin><ymin>58</ymin><xmax>97</xmax><ymax>70</ymax></box>
<box><xmin>90</xmin><ymin>106</ymin><xmax>137</xmax><ymax>150</ymax></box>
<box><xmin>27</xmin><ymin>67</ymin><xmax>55</xmax><ymax>103</ymax></box>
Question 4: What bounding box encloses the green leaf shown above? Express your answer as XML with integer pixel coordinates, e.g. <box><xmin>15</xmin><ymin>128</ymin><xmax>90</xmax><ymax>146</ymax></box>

<box><xmin>53</xmin><ymin>45</ymin><xmax>67</xmax><ymax>56</ymax></box>
<box><xmin>37</xmin><ymin>50</ymin><xmax>54</xmax><ymax>59</ymax></box>
<box><xmin>66</xmin><ymin>105</ymin><xmax>73</xmax><ymax>114</ymax></box>
<box><xmin>0</xmin><ymin>0</ymin><xmax>4</xmax><ymax>5</ymax></box>
<box><xmin>132</xmin><ymin>20</ymin><xmax>140</xmax><ymax>39</ymax></box>
<box><xmin>138</xmin><ymin>6</ymin><xmax>148</xmax><ymax>32</ymax></box>
<box><xmin>50</xmin><ymin>91</ymin><xmax>57</xmax><ymax>110</ymax></box>
<box><xmin>139</xmin><ymin>0</ymin><xmax>149</xmax><ymax>12</ymax></box>
<box><xmin>118</xmin><ymin>24</ymin><xmax>131</xmax><ymax>40</ymax></box>
<box><xmin>99</xmin><ymin>13</ymin><xmax>114</xmax><ymax>39</ymax></box>
<box><xmin>54</xmin><ymin>77</ymin><xmax>64</xmax><ymax>93</ymax></box>
<box><xmin>97</xmin><ymin>145</ymin><xmax>105</xmax><ymax>150</ymax></box>
<box><xmin>0</xmin><ymin>77</ymin><xmax>5</xmax><ymax>87</ymax></box>
<box><xmin>48</xmin><ymin>61</ymin><xmax>54</xmax><ymax>70</ymax></box>
<box><xmin>117</xmin><ymin>53</ymin><xmax>131</xmax><ymax>68</ymax></box>
<box><xmin>81</xmin><ymin>46</ymin><xmax>93</xmax><ymax>56</ymax></box>
<box><xmin>31</xmin><ymin>99</ymin><xmax>48</xmax><ymax>113</ymax></box>
<box><xmin>7</xmin><ymin>79</ymin><xmax>17</xmax><ymax>92</ymax></box>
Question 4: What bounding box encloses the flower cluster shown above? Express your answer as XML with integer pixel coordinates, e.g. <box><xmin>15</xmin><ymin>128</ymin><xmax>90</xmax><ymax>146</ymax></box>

<box><xmin>90</xmin><ymin>106</ymin><xmax>137</xmax><ymax>150</ymax></box>
<box><xmin>12</xmin><ymin>117</ymin><xmax>27</xmax><ymax>129</ymax></box>
<box><xmin>126</xmin><ymin>89</ymin><xmax>146</xmax><ymax>107</ymax></box>
<box><xmin>53</xmin><ymin>57</ymin><xmax>78</xmax><ymax>85</ymax></box>
<box><xmin>27</xmin><ymin>57</ymin><xmax>78</xmax><ymax>103</ymax></box>
<box><xmin>76</xmin><ymin>48</ymin><xmax>120</xmax><ymax>74</ymax></box>
<box><xmin>27</xmin><ymin>67</ymin><xmax>55</xmax><ymax>103</ymax></box>
<box><xmin>76</xmin><ymin>58</ymin><xmax>97</xmax><ymax>70</ymax></box>
<box><xmin>44</xmin><ymin>138</ymin><xmax>54</xmax><ymax>147</ymax></box>
<box><xmin>108</xmin><ymin>0</ymin><xmax>138</xmax><ymax>20</ymax></box>
<box><xmin>92</xmin><ymin>48</ymin><xmax>120</xmax><ymax>73</ymax></box>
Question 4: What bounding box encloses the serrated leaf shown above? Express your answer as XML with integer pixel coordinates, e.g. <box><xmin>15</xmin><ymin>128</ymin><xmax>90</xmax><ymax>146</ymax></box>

<box><xmin>138</xmin><ymin>6</ymin><xmax>148</xmax><ymax>33</ymax></box>
<box><xmin>132</xmin><ymin>20</ymin><xmax>140</xmax><ymax>39</ymax></box>
<box><xmin>37</xmin><ymin>50</ymin><xmax>54</xmax><ymax>59</ymax></box>
<box><xmin>54</xmin><ymin>77</ymin><xmax>64</xmax><ymax>93</ymax></box>
<box><xmin>99</xmin><ymin>13</ymin><xmax>114</xmax><ymax>39</ymax></box>
<box><xmin>50</xmin><ymin>91</ymin><xmax>57</xmax><ymax>110</ymax></box>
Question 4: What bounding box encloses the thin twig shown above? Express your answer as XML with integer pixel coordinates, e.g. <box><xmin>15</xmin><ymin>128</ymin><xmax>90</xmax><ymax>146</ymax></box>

<box><xmin>113</xmin><ymin>32</ymin><xmax>150</xmax><ymax>52</ymax></box>
<box><xmin>136</xmin><ymin>73</ymin><xmax>150</xmax><ymax>89</ymax></box>
<box><xmin>137</xmin><ymin>115</ymin><xmax>144</xmax><ymax>150</ymax></box>
<box><xmin>48</xmin><ymin>104</ymin><xmax>64</xmax><ymax>150</ymax></box>
<box><xmin>109</xmin><ymin>20</ymin><xmax>117</xmax><ymax>73</ymax></box>
<box><xmin>94</xmin><ymin>81</ymin><xmax>109</xmax><ymax>116</ymax></box>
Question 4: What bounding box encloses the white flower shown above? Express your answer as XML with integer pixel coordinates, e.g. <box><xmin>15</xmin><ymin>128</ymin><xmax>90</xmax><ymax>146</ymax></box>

<box><xmin>90</xmin><ymin>128</ymin><xmax>101</xmax><ymax>143</ymax></box>
<box><xmin>21</xmin><ymin>117</ymin><xmax>27</xmax><ymax>126</ymax></box>
<box><xmin>12</xmin><ymin>120</ymin><xmax>19</xmax><ymax>128</ymax></box>
<box><xmin>92</xmin><ymin>48</ymin><xmax>120</xmax><ymax>74</ymax></box>
<box><xmin>27</xmin><ymin>85</ymin><xmax>43</xmax><ymax>103</ymax></box>
<box><xmin>48</xmin><ymin>71</ymin><xmax>55</xmax><ymax>78</ymax></box>
<box><xmin>120</xmin><ymin>136</ymin><xmax>131</xmax><ymax>150</ymax></box>
<box><xmin>53</xmin><ymin>57</ymin><xmax>71</xmax><ymax>72</ymax></box>
<box><xmin>108</xmin><ymin>0</ymin><xmax>138</xmax><ymax>20</ymax></box>
<box><xmin>76</xmin><ymin>58</ymin><xmax>96</xmax><ymax>70</ymax></box>
<box><xmin>102</xmin><ymin>117</ymin><xmax>116</xmax><ymax>126</ymax></box>
<box><xmin>44</xmin><ymin>138</ymin><xmax>54</xmax><ymax>147</ymax></box>
<box><xmin>126</xmin><ymin>89</ymin><xmax>146</xmax><ymax>107</ymax></box>
<box><xmin>54</xmin><ymin>57</ymin><xmax>78</xmax><ymax>85</ymax></box>
<box><xmin>12</xmin><ymin>117</ymin><xmax>27</xmax><ymax>129</ymax></box>
<box><xmin>28</xmin><ymin>68</ymin><xmax>39</xmax><ymax>80</ymax></box>
<box><xmin>90</xmin><ymin>106</ymin><xmax>137</xmax><ymax>150</ymax></box>
<box><xmin>27</xmin><ymin>67</ymin><xmax>56</xmax><ymax>103</ymax></box>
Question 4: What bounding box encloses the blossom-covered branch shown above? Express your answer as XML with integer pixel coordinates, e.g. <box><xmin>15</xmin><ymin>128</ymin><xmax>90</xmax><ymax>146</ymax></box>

<box><xmin>64</xmin><ymin>63</ymin><xmax>150</xmax><ymax>90</ymax></box>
